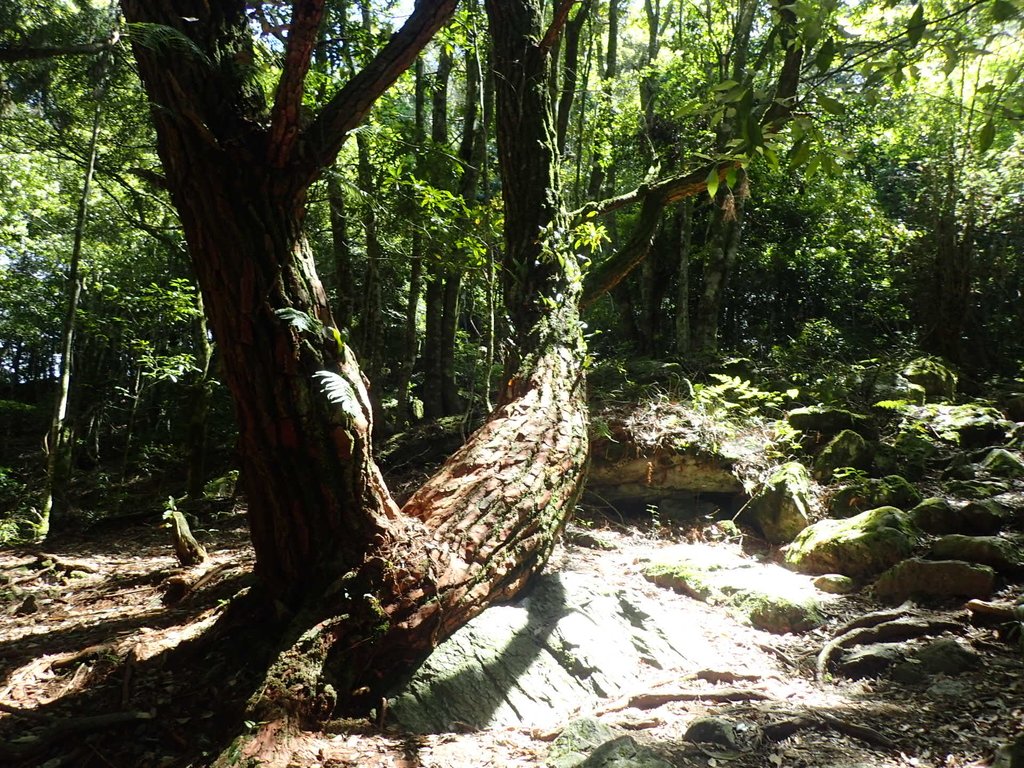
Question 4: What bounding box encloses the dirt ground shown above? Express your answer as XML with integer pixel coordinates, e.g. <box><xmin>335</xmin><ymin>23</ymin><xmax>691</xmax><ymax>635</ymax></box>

<box><xmin>1</xmin><ymin>505</ymin><xmax>1022</xmax><ymax>768</ymax></box>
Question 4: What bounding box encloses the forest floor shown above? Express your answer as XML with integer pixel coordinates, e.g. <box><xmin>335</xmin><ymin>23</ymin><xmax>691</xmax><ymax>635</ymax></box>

<box><xmin>1</xmin><ymin>501</ymin><xmax>1022</xmax><ymax>768</ymax></box>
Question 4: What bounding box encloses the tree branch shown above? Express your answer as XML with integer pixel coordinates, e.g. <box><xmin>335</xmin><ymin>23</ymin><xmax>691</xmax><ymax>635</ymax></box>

<box><xmin>0</xmin><ymin>37</ymin><xmax>116</xmax><ymax>64</ymax></box>
<box><xmin>578</xmin><ymin>161</ymin><xmax>739</xmax><ymax>306</ymax></box>
<box><xmin>268</xmin><ymin>0</ymin><xmax>327</xmax><ymax>167</ymax></box>
<box><xmin>300</xmin><ymin>0</ymin><xmax>458</xmax><ymax>184</ymax></box>
<box><xmin>540</xmin><ymin>0</ymin><xmax>578</xmax><ymax>52</ymax></box>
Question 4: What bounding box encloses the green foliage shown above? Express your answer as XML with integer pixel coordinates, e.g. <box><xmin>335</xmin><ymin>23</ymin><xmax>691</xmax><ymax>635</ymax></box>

<box><xmin>691</xmin><ymin>374</ymin><xmax>786</xmax><ymax>419</ymax></box>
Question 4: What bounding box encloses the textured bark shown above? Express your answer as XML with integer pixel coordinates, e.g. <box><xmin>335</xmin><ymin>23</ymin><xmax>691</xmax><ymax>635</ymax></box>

<box><xmin>119</xmin><ymin>0</ymin><xmax>457</xmax><ymax>600</ymax></box>
<box><xmin>122</xmin><ymin>5</ymin><xmax>588</xmax><ymax>759</ymax></box>
<box><xmin>694</xmin><ymin>180</ymin><xmax>746</xmax><ymax>354</ymax></box>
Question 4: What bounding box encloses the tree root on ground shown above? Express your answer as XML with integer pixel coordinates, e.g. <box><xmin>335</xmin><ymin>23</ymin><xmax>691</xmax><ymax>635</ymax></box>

<box><xmin>816</xmin><ymin>606</ymin><xmax>965</xmax><ymax>679</ymax></box>
<box><xmin>0</xmin><ymin>709</ymin><xmax>154</xmax><ymax>762</ymax></box>
<box><xmin>764</xmin><ymin>711</ymin><xmax>897</xmax><ymax>751</ymax></box>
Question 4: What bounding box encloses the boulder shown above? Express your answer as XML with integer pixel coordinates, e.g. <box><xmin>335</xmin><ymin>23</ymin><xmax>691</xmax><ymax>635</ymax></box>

<box><xmin>993</xmin><ymin>734</ymin><xmax>1024</xmax><ymax>768</ymax></box>
<box><xmin>785</xmin><ymin>506</ymin><xmax>919</xmax><ymax>578</ymax></box>
<box><xmin>548</xmin><ymin>719</ymin><xmax>674</xmax><ymax>768</ymax></box>
<box><xmin>837</xmin><ymin>642</ymin><xmax>905</xmax><ymax>678</ymax></box>
<box><xmin>1004</xmin><ymin>394</ymin><xmax>1024</xmax><ymax>423</ymax></box>
<box><xmin>890</xmin><ymin>430</ymin><xmax>939</xmax><ymax>480</ymax></box>
<box><xmin>929</xmin><ymin>534</ymin><xmax>1024</xmax><ymax>575</ymax></box>
<box><xmin>904</xmin><ymin>637</ymin><xmax>979</xmax><ymax>675</ymax></box>
<box><xmin>872</xmin><ymin>558</ymin><xmax>995</xmax><ymax>603</ymax></box>
<box><xmin>645</xmin><ymin>543</ymin><xmax>823</xmax><ymax>634</ymax></box>
<box><xmin>388</xmin><ymin>570</ymin><xmax>710</xmax><ymax>732</ymax></box>
<box><xmin>744</xmin><ymin>462</ymin><xmax>813</xmax><ymax>543</ymax></box>
<box><xmin>814</xmin><ymin>430</ymin><xmax>873</xmax><ymax>480</ymax></box>
<box><xmin>828</xmin><ymin>474</ymin><xmax>921</xmax><ymax>518</ymax></box>
<box><xmin>903</xmin><ymin>404</ymin><xmax>1010</xmax><ymax>449</ymax></box>
<box><xmin>786</xmin><ymin>406</ymin><xmax>871</xmax><ymax>437</ymax></box>
<box><xmin>908</xmin><ymin>497</ymin><xmax>961</xmax><ymax>534</ymax></box>
<box><xmin>980</xmin><ymin>448</ymin><xmax>1024</xmax><ymax>478</ymax></box>
<box><xmin>960</xmin><ymin>499</ymin><xmax>1011</xmax><ymax>534</ymax></box>
<box><xmin>685</xmin><ymin>717</ymin><xmax>740</xmax><ymax>749</ymax></box>
<box><xmin>813</xmin><ymin>574</ymin><xmax>857</xmax><ymax>594</ymax></box>
<box><xmin>902</xmin><ymin>357</ymin><xmax>957</xmax><ymax>402</ymax></box>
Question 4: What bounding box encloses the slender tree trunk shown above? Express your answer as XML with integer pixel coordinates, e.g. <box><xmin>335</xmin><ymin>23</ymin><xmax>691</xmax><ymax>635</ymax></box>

<box><xmin>40</xmin><ymin>100</ymin><xmax>101</xmax><ymax>539</ymax></box>
<box><xmin>394</xmin><ymin>58</ymin><xmax>428</xmax><ymax>426</ymax></box>
<box><xmin>555</xmin><ymin>0</ymin><xmax>592</xmax><ymax>155</ymax></box>
<box><xmin>674</xmin><ymin>198</ymin><xmax>694</xmax><ymax>354</ymax></box>
<box><xmin>421</xmin><ymin>46</ymin><xmax>454</xmax><ymax>418</ymax></box>
<box><xmin>185</xmin><ymin>289</ymin><xmax>215</xmax><ymax>501</ymax></box>
<box><xmin>327</xmin><ymin>171</ymin><xmax>355</xmax><ymax>330</ymax></box>
<box><xmin>693</xmin><ymin>176</ymin><xmax>746</xmax><ymax>354</ymax></box>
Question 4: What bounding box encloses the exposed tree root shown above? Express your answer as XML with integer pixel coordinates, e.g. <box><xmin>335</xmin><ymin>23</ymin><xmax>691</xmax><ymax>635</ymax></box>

<box><xmin>816</xmin><ymin>608</ymin><xmax>965</xmax><ymax>679</ymax></box>
<box><xmin>599</xmin><ymin>686</ymin><xmax>770</xmax><ymax>714</ymax></box>
<box><xmin>966</xmin><ymin>598</ymin><xmax>1024</xmax><ymax>622</ymax></box>
<box><xmin>0</xmin><ymin>710</ymin><xmax>154</xmax><ymax>762</ymax></box>
<box><xmin>764</xmin><ymin>711</ymin><xmax>897</xmax><ymax>751</ymax></box>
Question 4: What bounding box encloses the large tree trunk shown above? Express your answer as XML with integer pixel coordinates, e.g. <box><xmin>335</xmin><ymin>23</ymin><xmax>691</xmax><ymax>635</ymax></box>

<box><xmin>121</xmin><ymin>2</ymin><xmax>587</xmax><ymax>761</ymax></box>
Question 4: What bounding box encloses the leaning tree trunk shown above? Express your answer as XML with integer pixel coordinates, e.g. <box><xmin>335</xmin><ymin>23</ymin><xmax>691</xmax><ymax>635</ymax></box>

<box><xmin>122</xmin><ymin>1</ymin><xmax>587</xmax><ymax>762</ymax></box>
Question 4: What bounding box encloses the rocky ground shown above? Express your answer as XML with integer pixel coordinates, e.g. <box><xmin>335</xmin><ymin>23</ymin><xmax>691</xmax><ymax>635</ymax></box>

<box><xmin>0</xmin><ymin>499</ymin><xmax>1021</xmax><ymax>768</ymax></box>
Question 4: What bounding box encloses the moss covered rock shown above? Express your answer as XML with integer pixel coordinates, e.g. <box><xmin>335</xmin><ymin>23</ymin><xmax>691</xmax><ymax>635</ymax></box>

<box><xmin>828</xmin><ymin>474</ymin><xmax>922</xmax><ymax>518</ymax></box>
<box><xmin>814</xmin><ymin>430</ymin><xmax>873</xmax><ymax>480</ymax></box>
<box><xmin>644</xmin><ymin>544</ymin><xmax>823</xmax><ymax>634</ymax></box>
<box><xmin>787</xmin><ymin>406</ymin><xmax>871</xmax><ymax>437</ymax></box>
<box><xmin>873</xmin><ymin>558</ymin><xmax>995</xmax><ymax>603</ymax></box>
<box><xmin>905</xmin><ymin>404</ymin><xmax>1010</xmax><ymax>449</ymax></box>
<box><xmin>980</xmin><ymin>449</ymin><xmax>1024</xmax><ymax>479</ymax></box>
<box><xmin>908</xmin><ymin>497</ymin><xmax>962</xmax><ymax>534</ymax></box>
<box><xmin>929</xmin><ymin>534</ymin><xmax>1024</xmax><ymax>575</ymax></box>
<box><xmin>785</xmin><ymin>506</ymin><xmax>919</xmax><ymax>577</ymax></box>
<box><xmin>744</xmin><ymin>462</ymin><xmax>813</xmax><ymax>543</ymax></box>
<box><xmin>902</xmin><ymin>357</ymin><xmax>957</xmax><ymax>402</ymax></box>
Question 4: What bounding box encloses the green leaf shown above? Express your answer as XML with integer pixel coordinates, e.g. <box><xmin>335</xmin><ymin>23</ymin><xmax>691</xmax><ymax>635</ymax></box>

<box><xmin>725</xmin><ymin>167</ymin><xmax>738</xmax><ymax>189</ymax></box>
<box><xmin>315</xmin><ymin>371</ymin><xmax>362</xmax><ymax>419</ymax></box>
<box><xmin>907</xmin><ymin>4</ymin><xmax>926</xmax><ymax>47</ymax></box>
<box><xmin>275</xmin><ymin>307</ymin><xmax>323</xmax><ymax>336</ymax></box>
<box><xmin>990</xmin><ymin>0</ymin><xmax>1019</xmax><ymax>22</ymax></box>
<box><xmin>815</xmin><ymin>39</ymin><xmax>836</xmax><ymax>73</ymax></box>
<box><xmin>817</xmin><ymin>94</ymin><xmax>846</xmax><ymax>115</ymax></box>
<box><xmin>978</xmin><ymin>119</ymin><xmax>996</xmax><ymax>152</ymax></box>
<box><xmin>788</xmin><ymin>140</ymin><xmax>811</xmax><ymax>169</ymax></box>
<box><xmin>706</xmin><ymin>167</ymin><xmax>720</xmax><ymax>199</ymax></box>
<box><xmin>712</xmin><ymin>79</ymin><xmax>740</xmax><ymax>91</ymax></box>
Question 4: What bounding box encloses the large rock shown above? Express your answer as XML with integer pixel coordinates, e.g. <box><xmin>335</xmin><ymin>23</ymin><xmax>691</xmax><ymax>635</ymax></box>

<box><xmin>787</xmin><ymin>406</ymin><xmax>871</xmax><ymax>437</ymax></box>
<box><xmin>908</xmin><ymin>497</ymin><xmax>961</xmax><ymax>534</ymax></box>
<box><xmin>785</xmin><ymin>506</ymin><xmax>918</xmax><ymax>577</ymax></box>
<box><xmin>588</xmin><ymin>444</ymin><xmax>743</xmax><ymax>505</ymax></box>
<box><xmin>744</xmin><ymin>462</ymin><xmax>813</xmax><ymax>543</ymax></box>
<box><xmin>645</xmin><ymin>543</ymin><xmax>823</xmax><ymax>634</ymax></box>
<box><xmin>814</xmin><ymin>430</ymin><xmax>873</xmax><ymax>480</ymax></box>
<box><xmin>960</xmin><ymin>499</ymin><xmax>1011</xmax><ymax>534</ymax></box>
<box><xmin>903</xmin><ymin>404</ymin><xmax>1010</xmax><ymax>449</ymax></box>
<box><xmin>547</xmin><ymin>719</ymin><xmax>672</xmax><ymax>768</ymax></box>
<box><xmin>902</xmin><ymin>357</ymin><xmax>957</xmax><ymax>402</ymax></box>
<box><xmin>872</xmin><ymin>558</ymin><xmax>995</xmax><ymax>602</ymax></box>
<box><xmin>980</xmin><ymin>449</ymin><xmax>1024</xmax><ymax>478</ymax></box>
<box><xmin>388</xmin><ymin>570</ymin><xmax>715</xmax><ymax>733</ymax></box>
<box><xmin>828</xmin><ymin>474</ymin><xmax>921</xmax><ymax>518</ymax></box>
<box><xmin>929</xmin><ymin>534</ymin><xmax>1024</xmax><ymax>575</ymax></box>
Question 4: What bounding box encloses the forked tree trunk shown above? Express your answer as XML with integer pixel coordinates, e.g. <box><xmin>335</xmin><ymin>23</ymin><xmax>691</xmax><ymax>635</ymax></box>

<box><xmin>121</xmin><ymin>2</ymin><xmax>587</xmax><ymax>761</ymax></box>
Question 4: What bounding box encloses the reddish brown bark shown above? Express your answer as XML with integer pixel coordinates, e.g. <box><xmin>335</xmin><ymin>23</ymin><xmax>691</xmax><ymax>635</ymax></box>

<box><xmin>120</xmin><ymin>5</ymin><xmax>589</xmax><ymax>754</ymax></box>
